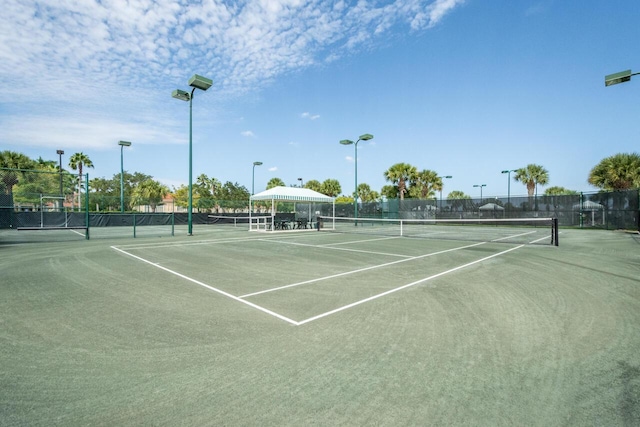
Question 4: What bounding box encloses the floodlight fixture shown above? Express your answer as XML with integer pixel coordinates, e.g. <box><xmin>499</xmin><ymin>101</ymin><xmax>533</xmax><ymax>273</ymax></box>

<box><xmin>252</xmin><ymin>161</ymin><xmax>263</xmax><ymax>196</ymax></box>
<box><xmin>473</xmin><ymin>184</ymin><xmax>487</xmax><ymax>201</ymax></box>
<box><xmin>605</xmin><ymin>69</ymin><xmax>638</xmax><ymax>87</ymax></box>
<box><xmin>118</xmin><ymin>141</ymin><xmax>132</xmax><ymax>212</ymax></box>
<box><xmin>501</xmin><ymin>169</ymin><xmax>517</xmax><ymax>210</ymax></box>
<box><xmin>339</xmin><ymin>133</ymin><xmax>374</xmax><ymax>222</ymax></box>
<box><xmin>189</xmin><ymin>74</ymin><xmax>213</xmax><ymax>91</ymax></box>
<box><xmin>172</xmin><ymin>89</ymin><xmax>190</xmax><ymax>101</ymax></box>
<box><xmin>172</xmin><ymin>73</ymin><xmax>213</xmax><ymax>235</ymax></box>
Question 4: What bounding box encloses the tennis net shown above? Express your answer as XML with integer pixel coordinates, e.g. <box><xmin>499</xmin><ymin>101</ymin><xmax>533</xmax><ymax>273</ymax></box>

<box><xmin>316</xmin><ymin>216</ymin><xmax>559</xmax><ymax>246</ymax></box>
<box><xmin>207</xmin><ymin>215</ymin><xmax>252</xmax><ymax>228</ymax></box>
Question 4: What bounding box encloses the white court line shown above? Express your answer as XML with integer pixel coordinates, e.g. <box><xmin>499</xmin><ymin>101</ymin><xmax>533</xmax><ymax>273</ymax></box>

<box><xmin>110</xmin><ymin>245</ymin><xmax>299</xmax><ymax>325</ymax></box>
<box><xmin>257</xmin><ymin>238</ymin><xmax>412</xmax><ymax>258</ymax></box>
<box><xmin>296</xmin><ymin>245</ymin><xmax>525</xmax><ymax>325</ymax></box>
<box><xmin>111</xmin><ymin>234</ymin><xmax>536</xmax><ymax>326</ymax></box>
<box><xmin>240</xmin><ymin>241</ymin><xmax>486</xmax><ymax>298</ymax></box>
<box><xmin>116</xmin><ymin>234</ymin><xmax>300</xmax><ymax>251</ymax></box>
<box><xmin>491</xmin><ymin>230</ymin><xmax>537</xmax><ymax>242</ymax></box>
<box><xmin>317</xmin><ymin>236</ymin><xmax>400</xmax><ymax>247</ymax></box>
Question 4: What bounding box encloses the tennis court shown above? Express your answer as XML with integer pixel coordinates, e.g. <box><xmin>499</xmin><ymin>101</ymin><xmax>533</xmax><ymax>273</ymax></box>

<box><xmin>1</xmin><ymin>224</ymin><xmax>639</xmax><ymax>425</ymax></box>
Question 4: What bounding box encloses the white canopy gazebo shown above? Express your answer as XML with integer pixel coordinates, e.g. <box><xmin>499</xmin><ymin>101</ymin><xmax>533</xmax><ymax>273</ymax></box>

<box><xmin>479</xmin><ymin>202</ymin><xmax>505</xmax><ymax>211</ymax></box>
<box><xmin>249</xmin><ymin>186</ymin><xmax>335</xmax><ymax>231</ymax></box>
<box><xmin>573</xmin><ymin>200</ymin><xmax>605</xmax><ymax>226</ymax></box>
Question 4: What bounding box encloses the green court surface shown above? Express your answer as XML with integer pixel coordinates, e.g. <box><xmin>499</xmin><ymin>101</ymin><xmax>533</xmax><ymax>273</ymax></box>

<box><xmin>1</xmin><ymin>226</ymin><xmax>639</xmax><ymax>425</ymax></box>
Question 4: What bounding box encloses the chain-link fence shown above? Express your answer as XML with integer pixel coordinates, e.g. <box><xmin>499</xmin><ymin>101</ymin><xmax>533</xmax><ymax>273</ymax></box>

<box><xmin>2</xmin><ymin>168</ymin><xmax>638</xmax><ymax>231</ymax></box>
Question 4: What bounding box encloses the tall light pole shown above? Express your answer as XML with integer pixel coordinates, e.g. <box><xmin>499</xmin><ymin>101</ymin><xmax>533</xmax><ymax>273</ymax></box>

<box><xmin>340</xmin><ymin>133</ymin><xmax>374</xmax><ymax>222</ymax></box>
<box><xmin>438</xmin><ymin>175</ymin><xmax>452</xmax><ymax>212</ymax></box>
<box><xmin>172</xmin><ymin>74</ymin><xmax>213</xmax><ymax>236</ymax></box>
<box><xmin>473</xmin><ymin>184</ymin><xmax>487</xmax><ymax>203</ymax></box>
<box><xmin>501</xmin><ymin>169</ymin><xmax>516</xmax><ymax>212</ymax></box>
<box><xmin>605</xmin><ymin>69</ymin><xmax>639</xmax><ymax>86</ymax></box>
<box><xmin>56</xmin><ymin>150</ymin><xmax>64</xmax><ymax>212</ymax></box>
<box><xmin>298</xmin><ymin>177</ymin><xmax>303</xmax><ymax>188</ymax></box>
<box><xmin>252</xmin><ymin>161</ymin><xmax>262</xmax><ymax>195</ymax></box>
<box><xmin>118</xmin><ymin>141</ymin><xmax>132</xmax><ymax>213</ymax></box>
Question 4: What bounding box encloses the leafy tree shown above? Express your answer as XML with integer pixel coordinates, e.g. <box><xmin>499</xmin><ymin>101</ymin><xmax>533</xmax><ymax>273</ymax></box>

<box><xmin>88</xmin><ymin>172</ymin><xmax>153</xmax><ymax>211</ymax></box>
<box><xmin>447</xmin><ymin>190</ymin><xmax>472</xmax><ymax>212</ymax></box>
<box><xmin>588</xmin><ymin>153</ymin><xmax>640</xmax><ymax>191</ymax></box>
<box><xmin>336</xmin><ymin>195</ymin><xmax>354</xmax><ymax>204</ymax></box>
<box><xmin>321</xmin><ymin>179</ymin><xmax>341</xmax><ymax>197</ymax></box>
<box><xmin>544</xmin><ymin>186</ymin><xmax>579</xmax><ymax>196</ymax></box>
<box><xmin>384</xmin><ymin>163</ymin><xmax>417</xmax><ymax>200</ymax></box>
<box><xmin>305</xmin><ymin>179</ymin><xmax>322</xmax><ymax>193</ymax></box>
<box><xmin>409</xmin><ymin>169</ymin><xmax>442</xmax><ymax>199</ymax></box>
<box><xmin>68</xmin><ymin>152</ymin><xmax>94</xmax><ymax>209</ymax></box>
<box><xmin>381</xmin><ymin>185</ymin><xmax>398</xmax><ymax>199</ymax></box>
<box><xmin>357</xmin><ymin>183</ymin><xmax>379</xmax><ymax>202</ymax></box>
<box><xmin>172</xmin><ymin>185</ymin><xmax>189</xmax><ymax>209</ymax></box>
<box><xmin>266</xmin><ymin>177</ymin><xmax>285</xmax><ymax>189</ymax></box>
<box><xmin>0</xmin><ymin>151</ymin><xmax>35</xmax><ymax>194</ymax></box>
<box><xmin>89</xmin><ymin>177</ymin><xmax>118</xmax><ymax>211</ymax></box>
<box><xmin>217</xmin><ymin>181</ymin><xmax>250</xmax><ymax>211</ymax></box>
<box><xmin>132</xmin><ymin>179</ymin><xmax>169</xmax><ymax>213</ymax></box>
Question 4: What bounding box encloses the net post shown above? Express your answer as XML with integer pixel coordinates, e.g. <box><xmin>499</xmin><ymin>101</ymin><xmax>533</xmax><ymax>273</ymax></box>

<box><xmin>553</xmin><ymin>218</ymin><xmax>559</xmax><ymax>246</ymax></box>
<box><xmin>133</xmin><ymin>213</ymin><xmax>137</xmax><ymax>238</ymax></box>
<box><xmin>171</xmin><ymin>212</ymin><xmax>175</xmax><ymax>236</ymax></box>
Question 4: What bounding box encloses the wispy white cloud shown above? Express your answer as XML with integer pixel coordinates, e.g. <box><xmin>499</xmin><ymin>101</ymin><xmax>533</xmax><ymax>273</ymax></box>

<box><xmin>269</xmin><ymin>166</ymin><xmax>278</xmax><ymax>172</ymax></box>
<box><xmin>0</xmin><ymin>0</ymin><xmax>465</xmax><ymax>148</ymax></box>
<box><xmin>241</xmin><ymin>130</ymin><xmax>255</xmax><ymax>137</ymax></box>
<box><xmin>301</xmin><ymin>112</ymin><xmax>321</xmax><ymax>120</ymax></box>
<box><xmin>345</xmin><ymin>155</ymin><xmax>354</xmax><ymax>163</ymax></box>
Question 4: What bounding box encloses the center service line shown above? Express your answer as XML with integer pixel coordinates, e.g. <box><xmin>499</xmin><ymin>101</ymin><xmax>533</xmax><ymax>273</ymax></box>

<box><xmin>296</xmin><ymin>244</ymin><xmax>525</xmax><ymax>326</ymax></box>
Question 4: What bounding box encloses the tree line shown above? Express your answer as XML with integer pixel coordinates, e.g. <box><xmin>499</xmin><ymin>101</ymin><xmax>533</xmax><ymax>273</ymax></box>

<box><xmin>2</xmin><ymin>150</ymin><xmax>639</xmax><ymax>212</ymax></box>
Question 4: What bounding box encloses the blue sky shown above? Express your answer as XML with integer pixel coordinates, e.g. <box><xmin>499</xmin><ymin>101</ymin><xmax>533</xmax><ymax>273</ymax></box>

<box><xmin>1</xmin><ymin>0</ymin><xmax>639</xmax><ymax>198</ymax></box>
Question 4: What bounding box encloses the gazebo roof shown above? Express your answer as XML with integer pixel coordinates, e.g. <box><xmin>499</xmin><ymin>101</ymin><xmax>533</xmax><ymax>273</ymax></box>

<box><xmin>250</xmin><ymin>186</ymin><xmax>334</xmax><ymax>203</ymax></box>
<box><xmin>573</xmin><ymin>200</ymin><xmax>604</xmax><ymax>210</ymax></box>
<box><xmin>479</xmin><ymin>202</ymin><xmax>505</xmax><ymax>210</ymax></box>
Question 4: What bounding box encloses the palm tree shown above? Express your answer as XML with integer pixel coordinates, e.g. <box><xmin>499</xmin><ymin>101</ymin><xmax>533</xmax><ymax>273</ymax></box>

<box><xmin>356</xmin><ymin>183</ymin><xmax>379</xmax><ymax>202</ymax></box>
<box><xmin>409</xmin><ymin>169</ymin><xmax>442</xmax><ymax>199</ymax></box>
<box><xmin>514</xmin><ymin>164</ymin><xmax>549</xmax><ymax>197</ymax></box>
<box><xmin>544</xmin><ymin>186</ymin><xmax>579</xmax><ymax>196</ymax></box>
<box><xmin>132</xmin><ymin>179</ymin><xmax>169</xmax><ymax>212</ymax></box>
<box><xmin>320</xmin><ymin>179</ymin><xmax>341</xmax><ymax>197</ymax></box>
<box><xmin>514</xmin><ymin>164</ymin><xmax>549</xmax><ymax>210</ymax></box>
<box><xmin>384</xmin><ymin>163</ymin><xmax>417</xmax><ymax>200</ymax></box>
<box><xmin>266</xmin><ymin>177</ymin><xmax>285</xmax><ymax>189</ymax></box>
<box><xmin>447</xmin><ymin>190</ymin><xmax>471</xmax><ymax>212</ymax></box>
<box><xmin>588</xmin><ymin>153</ymin><xmax>640</xmax><ymax>191</ymax></box>
<box><xmin>68</xmin><ymin>152</ymin><xmax>94</xmax><ymax>210</ymax></box>
<box><xmin>195</xmin><ymin>174</ymin><xmax>221</xmax><ymax>198</ymax></box>
<box><xmin>305</xmin><ymin>179</ymin><xmax>322</xmax><ymax>193</ymax></box>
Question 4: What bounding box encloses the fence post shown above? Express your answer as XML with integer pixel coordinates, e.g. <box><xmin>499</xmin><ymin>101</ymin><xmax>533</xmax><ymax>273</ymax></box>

<box><xmin>579</xmin><ymin>192</ymin><xmax>583</xmax><ymax>229</ymax></box>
